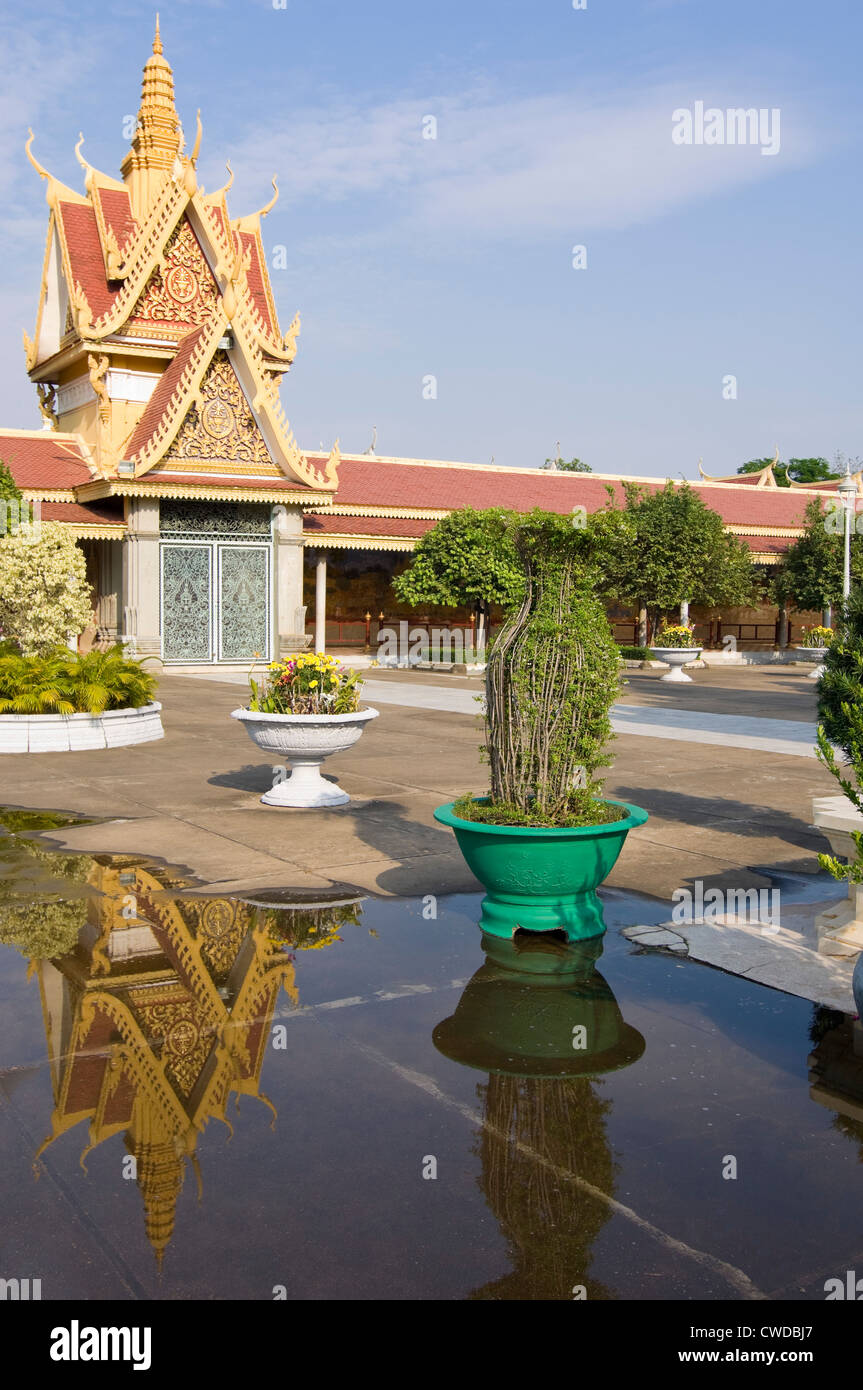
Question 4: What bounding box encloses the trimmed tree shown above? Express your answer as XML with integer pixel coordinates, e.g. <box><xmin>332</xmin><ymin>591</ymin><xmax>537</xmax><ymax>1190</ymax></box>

<box><xmin>815</xmin><ymin>587</ymin><xmax>863</xmax><ymax>886</ymax></box>
<box><xmin>469</xmin><ymin>510</ymin><xmax>620</xmax><ymax>826</ymax></box>
<box><xmin>598</xmin><ymin>481</ymin><xmax>757</xmax><ymax>642</ymax></box>
<box><xmin>778</xmin><ymin>497</ymin><xmax>863</xmax><ymax>616</ymax></box>
<box><xmin>392</xmin><ymin>507</ymin><xmax>524</xmax><ymax>642</ymax></box>
<box><xmin>0</xmin><ymin>521</ymin><xmax>93</xmax><ymax>655</ymax></box>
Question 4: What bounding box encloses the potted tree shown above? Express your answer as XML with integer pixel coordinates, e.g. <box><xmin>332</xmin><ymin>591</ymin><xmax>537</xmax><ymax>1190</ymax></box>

<box><xmin>649</xmin><ymin>621</ymin><xmax>703</xmax><ymax>683</ymax></box>
<box><xmin>232</xmin><ymin>653</ymin><xmax>378</xmax><ymax>807</ymax></box>
<box><xmin>433</xmin><ymin>512</ymin><xmax>647</xmax><ymax>943</ymax></box>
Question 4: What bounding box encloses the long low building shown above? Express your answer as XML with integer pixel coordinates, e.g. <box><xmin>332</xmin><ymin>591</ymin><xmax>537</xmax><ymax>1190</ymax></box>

<box><xmin>3</xmin><ymin>25</ymin><xmax>840</xmax><ymax>663</ymax></box>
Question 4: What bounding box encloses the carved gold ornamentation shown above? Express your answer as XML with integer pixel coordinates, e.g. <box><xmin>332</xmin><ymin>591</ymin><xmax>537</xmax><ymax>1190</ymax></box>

<box><xmin>36</xmin><ymin>383</ymin><xmax>58</xmax><ymax>429</ymax></box>
<box><xmin>130</xmin><ymin>217</ymin><xmax>218</xmax><ymax>327</ymax></box>
<box><xmin>161</xmin><ymin>351</ymin><xmax>272</xmax><ymax>469</ymax></box>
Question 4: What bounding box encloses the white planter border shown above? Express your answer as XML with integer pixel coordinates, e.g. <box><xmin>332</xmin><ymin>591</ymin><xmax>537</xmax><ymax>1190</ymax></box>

<box><xmin>0</xmin><ymin>702</ymin><xmax>164</xmax><ymax>754</ymax></box>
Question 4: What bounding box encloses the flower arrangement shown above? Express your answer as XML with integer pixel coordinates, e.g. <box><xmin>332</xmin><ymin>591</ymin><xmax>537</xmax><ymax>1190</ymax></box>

<box><xmin>654</xmin><ymin>622</ymin><xmax>699</xmax><ymax>648</ymax></box>
<box><xmin>247</xmin><ymin>652</ymin><xmax>363</xmax><ymax>715</ymax></box>
<box><xmin>800</xmin><ymin>625</ymin><xmax>834</xmax><ymax>649</ymax></box>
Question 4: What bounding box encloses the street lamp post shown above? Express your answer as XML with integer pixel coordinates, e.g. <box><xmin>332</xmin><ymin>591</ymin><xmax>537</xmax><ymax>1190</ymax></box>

<box><xmin>837</xmin><ymin>464</ymin><xmax>859</xmax><ymax>609</ymax></box>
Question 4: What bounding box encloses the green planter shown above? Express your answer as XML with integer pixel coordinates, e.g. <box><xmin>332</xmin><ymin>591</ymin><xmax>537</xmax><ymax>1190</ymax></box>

<box><xmin>433</xmin><ymin>798</ymin><xmax>648</xmax><ymax>942</ymax></box>
<box><xmin>433</xmin><ymin>932</ymin><xmax>646</xmax><ymax>1078</ymax></box>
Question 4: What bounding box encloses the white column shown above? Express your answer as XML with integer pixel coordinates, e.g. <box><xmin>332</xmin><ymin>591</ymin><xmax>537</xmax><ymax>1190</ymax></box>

<box><xmin>272</xmin><ymin>505</ymin><xmax>307</xmax><ymax>656</ymax></box>
<box><xmin>680</xmin><ymin>599</ymin><xmax>689</xmax><ymax>625</ymax></box>
<box><xmin>121</xmin><ymin>497</ymin><xmax>160</xmax><ymax>656</ymax></box>
<box><xmin>314</xmin><ymin>554</ymin><xmax>327</xmax><ymax>653</ymax></box>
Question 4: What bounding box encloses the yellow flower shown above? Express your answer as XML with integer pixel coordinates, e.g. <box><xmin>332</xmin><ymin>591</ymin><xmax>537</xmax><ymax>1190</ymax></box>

<box><xmin>309</xmin><ymin>680</ymin><xmax>318</xmax><ymax>688</ymax></box>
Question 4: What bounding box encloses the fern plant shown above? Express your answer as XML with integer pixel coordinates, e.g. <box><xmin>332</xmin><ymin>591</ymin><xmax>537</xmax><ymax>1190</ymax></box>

<box><xmin>0</xmin><ymin>644</ymin><xmax>157</xmax><ymax>715</ymax></box>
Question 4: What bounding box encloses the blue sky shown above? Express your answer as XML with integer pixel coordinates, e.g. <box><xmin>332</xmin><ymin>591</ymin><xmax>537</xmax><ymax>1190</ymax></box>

<box><xmin>3</xmin><ymin>0</ymin><xmax>860</xmax><ymax>475</ymax></box>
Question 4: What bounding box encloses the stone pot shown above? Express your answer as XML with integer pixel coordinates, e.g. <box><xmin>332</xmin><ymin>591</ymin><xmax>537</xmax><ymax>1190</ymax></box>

<box><xmin>794</xmin><ymin>645</ymin><xmax>827</xmax><ymax>680</ymax></box>
<box><xmin>231</xmin><ymin>707</ymin><xmax>379</xmax><ymax>807</ymax></box>
<box><xmin>649</xmin><ymin>646</ymin><xmax>703</xmax><ymax>683</ymax></box>
<box><xmin>432</xmin><ymin>797</ymin><xmax>648</xmax><ymax>942</ymax></box>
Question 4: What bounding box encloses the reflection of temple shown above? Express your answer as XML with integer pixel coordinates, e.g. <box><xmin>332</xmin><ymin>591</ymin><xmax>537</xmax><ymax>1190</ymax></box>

<box><xmin>434</xmin><ymin>934</ymin><xmax>645</xmax><ymax>1300</ymax></box>
<box><xmin>35</xmin><ymin>861</ymin><xmax>298</xmax><ymax>1267</ymax></box>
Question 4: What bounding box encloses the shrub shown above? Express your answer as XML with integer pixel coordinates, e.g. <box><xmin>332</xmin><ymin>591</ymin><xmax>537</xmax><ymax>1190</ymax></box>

<box><xmin>0</xmin><ymin>645</ymin><xmax>157</xmax><ymax>714</ymax></box>
<box><xmin>0</xmin><ymin>521</ymin><xmax>92</xmax><ymax>655</ymax></box>
<box><xmin>248</xmin><ymin>653</ymin><xmax>363</xmax><ymax>715</ymax></box>
<box><xmin>472</xmin><ymin>511</ymin><xmax>621</xmax><ymax>828</ymax></box>
<box><xmin>618</xmin><ymin>645</ymin><xmax>651</xmax><ymax>661</ymax></box>
<box><xmin>815</xmin><ymin>590</ymin><xmax>863</xmax><ymax>884</ymax></box>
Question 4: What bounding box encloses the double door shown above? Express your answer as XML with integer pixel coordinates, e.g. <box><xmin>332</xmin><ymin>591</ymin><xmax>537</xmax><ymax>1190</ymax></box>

<box><xmin>161</xmin><ymin>542</ymin><xmax>270</xmax><ymax>663</ymax></box>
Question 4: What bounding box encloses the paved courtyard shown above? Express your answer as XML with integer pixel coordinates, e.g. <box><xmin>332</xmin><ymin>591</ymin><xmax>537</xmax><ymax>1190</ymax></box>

<box><xmin>0</xmin><ymin>664</ymin><xmax>837</xmax><ymax>904</ymax></box>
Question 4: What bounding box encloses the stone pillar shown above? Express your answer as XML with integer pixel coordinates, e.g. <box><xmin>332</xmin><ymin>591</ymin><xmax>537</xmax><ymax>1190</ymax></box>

<box><xmin>679</xmin><ymin>599</ymin><xmax>689</xmax><ymax>625</ymax></box>
<box><xmin>823</xmin><ymin>605</ymin><xmax>833</xmax><ymax>628</ymax></box>
<box><xmin>778</xmin><ymin>601</ymin><xmax>789</xmax><ymax>649</ymax></box>
<box><xmin>637</xmin><ymin>605</ymin><xmax>648</xmax><ymax>647</ymax></box>
<box><xmin>272</xmin><ymin>505</ymin><xmax>308</xmax><ymax>656</ymax></box>
<box><xmin>315</xmin><ymin>555</ymin><xmax>327</xmax><ymax>653</ymax></box>
<box><xmin>121</xmin><ymin>497</ymin><xmax>160</xmax><ymax>657</ymax></box>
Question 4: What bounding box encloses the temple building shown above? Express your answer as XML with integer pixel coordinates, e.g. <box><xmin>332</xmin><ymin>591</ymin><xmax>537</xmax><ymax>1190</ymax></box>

<box><xmin>3</xmin><ymin>24</ymin><xmax>850</xmax><ymax>662</ymax></box>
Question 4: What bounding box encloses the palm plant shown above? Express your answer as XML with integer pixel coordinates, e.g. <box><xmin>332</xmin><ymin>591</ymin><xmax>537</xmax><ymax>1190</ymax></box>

<box><xmin>0</xmin><ymin>644</ymin><xmax>157</xmax><ymax>715</ymax></box>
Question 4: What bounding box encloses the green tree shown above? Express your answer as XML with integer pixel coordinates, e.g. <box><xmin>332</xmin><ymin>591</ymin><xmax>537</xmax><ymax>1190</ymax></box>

<box><xmin>392</xmin><ymin>507</ymin><xmax>525</xmax><ymax>627</ymax></box>
<box><xmin>543</xmin><ymin>455</ymin><xmax>592</xmax><ymax>472</ymax></box>
<box><xmin>777</xmin><ymin>498</ymin><xmax>863</xmax><ymax>614</ymax></box>
<box><xmin>0</xmin><ymin>458</ymin><xmax>22</xmax><ymax>505</ymax></box>
<box><xmin>598</xmin><ymin>482</ymin><xmax>757</xmax><ymax>639</ymax></box>
<box><xmin>815</xmin><ymin>588</ymin><xmax>863</xmax><ymax>887</ymax></box>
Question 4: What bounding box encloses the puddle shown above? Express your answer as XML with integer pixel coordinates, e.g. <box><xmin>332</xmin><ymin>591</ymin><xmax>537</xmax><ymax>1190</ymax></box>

<box><xmin>0</xmin><ymin>808</ymin><xmax>861</xmax><ymax>1300</ymax></box>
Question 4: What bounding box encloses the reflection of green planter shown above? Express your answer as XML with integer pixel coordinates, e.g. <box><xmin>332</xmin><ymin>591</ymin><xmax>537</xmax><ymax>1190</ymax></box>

<box><xmin>433</xmin><ymin>798</ymin><xmax>648</xmax><ymax>942</ymax></box>
<box><xmin>433</xmin><ymin>932</ymin><xmax>645</xmax><ymax>1078</ymax></box>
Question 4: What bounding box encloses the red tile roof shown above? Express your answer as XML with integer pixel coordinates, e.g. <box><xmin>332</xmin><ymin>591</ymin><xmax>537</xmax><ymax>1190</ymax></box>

<box><xmin>56</xmin><ymin>202</ymin><xmax>121</xmax><ymax>321</ymax></box>
<box><xmin>39</xmin><ymin>500</ymin><xmax>125</xmax><ymax>527</ymax></box>
<box><xmin>0</xmin><ymin>432</ymin><xmax>93</xmax><ymax>488</ymax></box>
<box><xmin>239</xmin><ymin>231</ymin><xmax>273</xmax><ymax>335</ymax></box>
<box><xmin>303</xmin><ymin>455</ymin><xmax>819</xmax><ymax>529</ymax></box>
<box><xmin>95</xmin><ymin>187</ymin><xmax>137</xmax><ymax>255</ymax></box>
<box><xmin>125</xmin><ymin>325</ymin><xmax>209</xmax><ymax>461</ymax></box>
<box><xmin>303</xmin><ymin>514</ymin><xmax>435</xmax><ymax>538</ymax></box>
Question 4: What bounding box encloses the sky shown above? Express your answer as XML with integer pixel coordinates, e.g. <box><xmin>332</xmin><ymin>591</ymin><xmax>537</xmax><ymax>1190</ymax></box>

<box><xmin>2</xmin><ymin>0</ymin><xmax>860</xmax><ymax>476</ymax></box>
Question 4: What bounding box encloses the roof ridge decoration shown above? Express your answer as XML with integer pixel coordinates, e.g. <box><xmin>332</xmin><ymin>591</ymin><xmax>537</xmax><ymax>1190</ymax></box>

<box><xmin>698</xmin><ymin>447</ymin><xmax>780</xmax><ymax>487</ymax></box>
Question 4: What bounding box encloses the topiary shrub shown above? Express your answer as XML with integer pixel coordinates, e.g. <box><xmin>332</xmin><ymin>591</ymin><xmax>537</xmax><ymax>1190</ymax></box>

<box><xmin>0</xmin><ymin>520</ymin><xmax>92</xmax><ymax>655</ymax></box>
<box><xmin>815</xmin><ymin>588</ymin><xmax>863</xmax><ymax>883</ymax></box>
<box><xmin>455</xmin><ymin>511</ymin><xmax>621</xmax><ymax>828</ymax></box>
<box><xmin>0</xmin><ymin>644</ymin><xmax>157</xmax><ymax>714</ymax></box>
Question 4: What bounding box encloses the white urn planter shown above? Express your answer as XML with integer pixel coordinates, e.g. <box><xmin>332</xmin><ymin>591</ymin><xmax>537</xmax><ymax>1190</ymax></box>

<box><xmin>649</xmin><ymin>646</ymin><xmax>703</xmax><ymax>683</ymax></box>
<box><xmin>794</xmin><ymin>645</ymin><xmax>827</xmax><ymax>680</ymax></box>
<box><xmin>232</xmin><ymin>707</ymin><xmax>379</xmax><ymax>807</ymax></box>
<box><xmin>0</xmin><ymin>702</ymin><xmax>163</xmax><ymax>754</ymax></box>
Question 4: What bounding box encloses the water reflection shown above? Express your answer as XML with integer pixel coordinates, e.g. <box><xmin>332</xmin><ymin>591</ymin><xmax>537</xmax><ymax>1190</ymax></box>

<box><xmin>809</xmin><ymin>1006</ymin><xmax>863</xmax><ymax>1149</ymax></box>
<box><xmin>0</xmin><ymin>817</ymin><xmax>362</xmax><ymax>1268</ymax></box>
<box><xmin>434</xmin><ymin>931</ymin><xmax>645</xmax><ymax>1300</ymax></box>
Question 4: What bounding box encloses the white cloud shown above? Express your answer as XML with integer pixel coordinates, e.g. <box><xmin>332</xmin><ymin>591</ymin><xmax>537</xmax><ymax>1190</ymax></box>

<box><xmin>209</xmin><ymin>79</ymin><xmax>822</xmax><ymax>246</ymax></box>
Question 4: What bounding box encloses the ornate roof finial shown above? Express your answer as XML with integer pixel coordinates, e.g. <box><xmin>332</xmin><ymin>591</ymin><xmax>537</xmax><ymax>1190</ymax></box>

<box><xmin>121</xmin><ymin>18</ymin><xmax>182</xmax><ymax>217</ymax></box>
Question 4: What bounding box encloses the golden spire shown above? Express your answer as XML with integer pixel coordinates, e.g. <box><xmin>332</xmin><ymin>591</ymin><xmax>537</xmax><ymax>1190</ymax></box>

<box><xmin>120</xmin><ymin>18</ymin><xmax>183</xmax><ymax>218</ymax></box>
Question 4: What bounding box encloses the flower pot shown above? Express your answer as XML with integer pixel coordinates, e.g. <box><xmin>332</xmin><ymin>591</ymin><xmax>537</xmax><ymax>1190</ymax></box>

<box><xmin>794</xmin><ymin>645</ymin><xmax>827</xmax><ymax>680</ymax></box>
<box><xmin>649</xmin><ymin>646</ymin><xmax>703</xmax><ymax>683</ymax></box>
<box><xmin>432</xmin><ymin>797</ymin><xmax>648</xmax><ymax>942</ymax></box>
<box><xmin>231</xmin><ymin>707</ymin><xmax>379</xmax><ymax>807</ymax></box>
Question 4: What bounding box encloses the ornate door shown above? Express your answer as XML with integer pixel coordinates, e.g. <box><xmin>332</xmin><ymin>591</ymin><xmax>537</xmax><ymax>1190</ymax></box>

<box><xmin>161</xmin><ymin>545</ymin><xmax>213</xmax><ymax>662</ymax></box>
<box><xmin>218</xmin><ymin>545</ymin><xmax>270</xmax><ymax>661</ymax></box>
